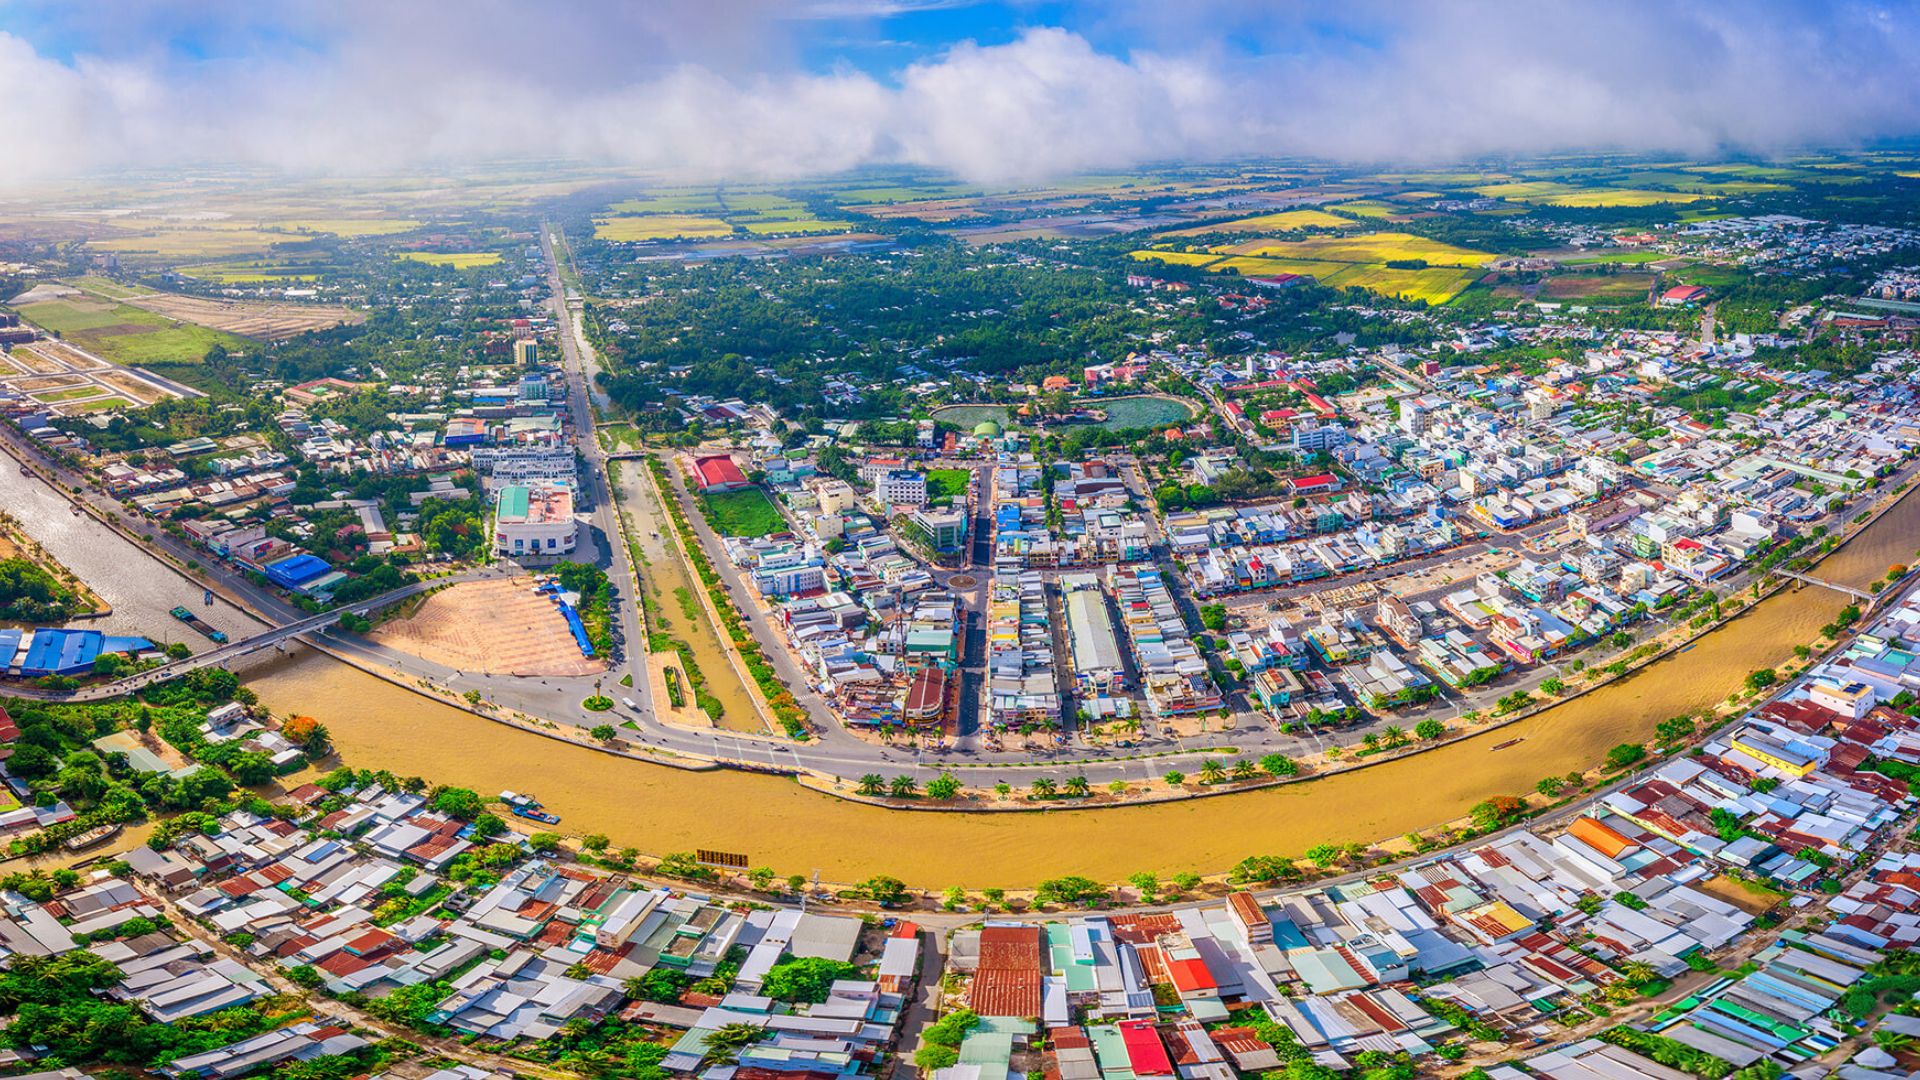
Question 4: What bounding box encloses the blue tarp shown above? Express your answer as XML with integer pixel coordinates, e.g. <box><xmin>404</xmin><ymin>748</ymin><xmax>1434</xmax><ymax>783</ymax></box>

<box><xmin>556</xmin><ymin>601</ymin><xmax>595</xmax><ymax>658</ymax></box>
<box><xmin>264</xmin><ymin>553</ymin><xmax>332</xmax><ymax>589</ymax></box>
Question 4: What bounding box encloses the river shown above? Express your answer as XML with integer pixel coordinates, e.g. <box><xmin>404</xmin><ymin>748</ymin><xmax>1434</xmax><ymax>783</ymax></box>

<box><xmin>242</xmin><ymin>484</ymin><xmax>1920</xmax><ymax>889</ymax></box>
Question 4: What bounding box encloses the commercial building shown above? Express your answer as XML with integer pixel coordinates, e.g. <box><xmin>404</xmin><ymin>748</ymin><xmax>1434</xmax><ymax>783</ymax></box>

<box><xmin>493</xmin><ymin>482</ymin><xmax>577</xmax><ymax>560</ymax></box>
<box><xmin>691</xmin><ymin>454</ymin><xmax>751</xmax><ymax>493</ymax></box>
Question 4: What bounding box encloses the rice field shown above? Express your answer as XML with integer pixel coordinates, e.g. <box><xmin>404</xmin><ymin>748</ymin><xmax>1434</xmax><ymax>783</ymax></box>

<box><xmin>741</xmin><ymin>218</ymin><xmax>853</xmax><ymax>236</ymax></box>
<box><xmin>1129</xmin><ymin>250</ymin><xmax>1222</xmax><ymax>267</ymax></box>
<box><xmin>91</xmin><ymin>228</ymin><xmax>309</xmax><ymax>259</ymax></box>
<box><xmin>1332</xmin><ymin>200</ymin><xmax>1407</xmax><ymax>219</ymax></box>
<box><xmin>272</xmin><ymin>218</ymin><xmax>422</xmax><ymax>237</ymax></box>
<box><xmin>1191</xmin><ymin>209</ymin><xmax>1353</xmax><ymax>232</ymax></box>
<box><xmin>1223</xmin><ymin>232</ymin><xmax>1497</xmax><ymax>268</ymax></box>
<box><xmin>1471</xmin><ymin>182</ymin><xmax>1713</xmax><ymax>207</ymax></box>
<box><xmin>1204</xmin><ymin>255</ymin><xmax>1482</xmax><ymax>305</ymax></box>
<box><xmin>592</xmin><ymin>214</ymin><xmax>735</xmax><ymax>241</ymax></box>
<box><xmin>398</xmin><ymin>252</ymin><xmax>502</xmax><ymax>268</ymax></box>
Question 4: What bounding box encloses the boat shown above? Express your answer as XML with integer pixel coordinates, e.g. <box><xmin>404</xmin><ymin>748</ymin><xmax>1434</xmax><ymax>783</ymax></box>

<box><xmin>63</xmin><ymin>823</ymin><xmax>122</xmax><ymax>851</ymax></box>
<box><xmin>512</xmin><ymin>805</ymin><xmax>560</xmax><ymax>825</ymax></box>
<box><xmin>1490</xmin><ymin>738</ymin><xmax>1525</xmax><ymax>752</ymax></box>
<box><xmin>498</xmin><ymin>790</ymin><xmax>539</xmax><ymax>808</ymax></box>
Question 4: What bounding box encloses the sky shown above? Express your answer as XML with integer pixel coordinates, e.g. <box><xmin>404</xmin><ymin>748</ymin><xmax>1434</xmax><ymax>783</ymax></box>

<box><xmin>2</xmin><ymin>0</ymin><xmax>1918</xmax><ymax>185</ymax></box>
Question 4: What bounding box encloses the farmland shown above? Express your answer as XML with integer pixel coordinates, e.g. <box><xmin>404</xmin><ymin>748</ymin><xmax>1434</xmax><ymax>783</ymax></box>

<box><xmin>592</xmin><ymin>214</ymin><xmax>734</xmax><ymax>241</ymax></box>
<box><xmin>1471</xmin><ymin>181</ymin><xmax>1714</xmax><ymax>207</ymax></box>
<box><xmin>1129</xmin><ymin>250</ymin><xmax>1222</xmax><ymax>267</ymax></box>
<box><xmin>398</xmin><ymin>252</ymin><xmax>502</xmax><ymax>269</ymax></box>
<box><xmin>1540</xmin><ymin>273</ymin><xmax>1656</xmax><ymax>302</ymax></box>
<box><xmin>1223</xmin><ymin>231</ymin><xmax>1496</xmax><ymax>268</ymax></box>
<box><xmin>1187</xmin><ymin>208</ymin><xmax>1353</xmax><ymax>232</ymax></box>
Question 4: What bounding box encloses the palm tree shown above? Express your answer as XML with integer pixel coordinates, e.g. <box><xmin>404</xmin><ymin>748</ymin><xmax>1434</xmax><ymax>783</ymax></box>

<box><xmin>1618</xmin><ymin>960</ymin><xmax>1656</xmax><ymax>986</ymax></box>
<box><xmin>1199</xmin><ymin>758</ymin><xmax>1226</xmax><ymax>783</ymax></box>
<box><xmin>1031</xmin><ymin>777</ymin><xmax>1057</xmax><ymax>798</ymax></box>
<box><xmin>890</xmin><ymin>774</ymin><xmax>917</xmax><ymax>799</ymax></box>
<box><xmin>701</xmin><ymin>1022</ymin><xmax>767</xmax><ymax>1067</ymax></box>
<box><xmin>1383</xmin><ymin>724</ymin><xmax>1407</xmax><ymax>747</ymax></box>
<box><xmin>1232</xmin><ymin>758</ymin><xmax>1257</xmax><ymax>781</ymax></box>
<box><xmin>856</xmin><ymin>773</ymin><xmax>885</xmax><ymax>796</ymax></box>
<box><xmin>1064</xmin><ymin>775</ymin><xmax>1090</xmax><ymax>797</ymax></box>
<box><xmin>1874</xmin><ymin>1030</ymin><xmax>1916</xmax><ymax>1055</ymax></box>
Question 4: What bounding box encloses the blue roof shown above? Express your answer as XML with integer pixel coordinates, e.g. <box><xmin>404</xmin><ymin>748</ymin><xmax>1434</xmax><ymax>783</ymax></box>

<box><xmin>15</xmin><ymin>629</ymin><xmax>152</xmax><ymax>676</ymax></box>
<box><xmin>265</xmin><ymin>553</ymin><xmax>332</xmax><ymax>588</ymax></box>
<box><xmin>557</xmin><ymin>601</ymin><xmax>595</xmax><ymax>658</ymax></box>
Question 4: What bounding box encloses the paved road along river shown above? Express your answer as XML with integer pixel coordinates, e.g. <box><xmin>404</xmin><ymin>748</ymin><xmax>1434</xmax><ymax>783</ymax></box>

<box><xmin>243</xmin><ymin>486</ymin><xmax>1920</xmax><ymax>889</ymax></box>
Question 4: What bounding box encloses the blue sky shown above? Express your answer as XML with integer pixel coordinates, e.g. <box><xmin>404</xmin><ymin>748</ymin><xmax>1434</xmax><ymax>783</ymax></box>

<box><xmin>0</xmin><ymin>1</ymin><xmax>1916</xmax><ymax>183</ymax></box>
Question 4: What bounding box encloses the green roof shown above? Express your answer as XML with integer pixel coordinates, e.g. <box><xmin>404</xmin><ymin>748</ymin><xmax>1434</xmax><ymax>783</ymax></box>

<box><xmin>497</xmin><ymin>485</ymin><xmax>530</xmax><ymax>519</ymax></box>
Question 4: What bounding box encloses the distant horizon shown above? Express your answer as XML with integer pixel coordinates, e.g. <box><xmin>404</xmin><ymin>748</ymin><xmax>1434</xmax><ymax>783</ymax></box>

<box><xmin>3</xmin><ymin>0</ymin><xmax>1919</xmax><ymax>187</ymax></box>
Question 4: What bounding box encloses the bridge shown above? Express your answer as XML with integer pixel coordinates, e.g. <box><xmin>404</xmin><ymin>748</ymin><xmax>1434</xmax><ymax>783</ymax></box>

<box><xmin>1773</xmin><ymin>568</ymin><xmax>1877</xmax><ymax>603</ymax></box>
<box><xmin>4</xmin><ymin>573</ymin><xmax>486</xmax><ymax>703</ymax></box>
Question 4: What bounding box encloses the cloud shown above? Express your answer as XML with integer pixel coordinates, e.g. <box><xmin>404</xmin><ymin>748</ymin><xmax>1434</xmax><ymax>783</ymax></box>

<box><xmin>1</xmin><ymin>0</ymin><xmax>1918</xmax><ymax>187</ymax></box>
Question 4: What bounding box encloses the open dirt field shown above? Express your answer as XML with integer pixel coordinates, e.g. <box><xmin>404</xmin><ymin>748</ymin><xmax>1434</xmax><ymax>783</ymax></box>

<box><xmin>369</xmin><ymin>577</ymin><xmax>608</xmax><ymax>677</ymax></box>
<box><xmin>127</xmin><ymin>292</ymin><xmax>361</xmax><ymax>339</ymax></box>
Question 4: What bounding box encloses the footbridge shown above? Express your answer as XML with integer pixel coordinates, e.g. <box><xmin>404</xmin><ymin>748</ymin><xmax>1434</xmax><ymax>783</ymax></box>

<box><xmin>1772</xmin><ymin>568</ymin><xmax>1877</xmax><ymax>604</ymax></box>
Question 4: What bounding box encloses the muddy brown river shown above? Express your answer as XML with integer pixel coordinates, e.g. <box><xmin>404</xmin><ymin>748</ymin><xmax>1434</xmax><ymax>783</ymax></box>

<box><xmin>247</xmin><ymin>489</ymin><xmax>1920</xmax><ymax>888</ymax></box>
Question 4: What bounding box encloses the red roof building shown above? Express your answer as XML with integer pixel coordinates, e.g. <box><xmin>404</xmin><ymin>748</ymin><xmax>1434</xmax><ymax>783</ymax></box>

<box><xmin>691</xmin><ymin>454</ymin><xmax>751</xmax><ymax>493</ymax></box>
<box><xmin>1660</xmin><ymin>285</ymin><xmax>1709</xmax><ymax>306</ymax></box>
<box><xmin>1119</xmin><ymin>1020</ymin><xmax>1175</xmax><ymax>1078</ymax></box>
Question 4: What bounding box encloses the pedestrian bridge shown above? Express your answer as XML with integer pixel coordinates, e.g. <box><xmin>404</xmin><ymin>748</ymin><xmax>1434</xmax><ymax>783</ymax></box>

<box><xmin>1772</xmin><ymin>568</ymin><xmax>1876</xmax><ymax>603</ymax></box>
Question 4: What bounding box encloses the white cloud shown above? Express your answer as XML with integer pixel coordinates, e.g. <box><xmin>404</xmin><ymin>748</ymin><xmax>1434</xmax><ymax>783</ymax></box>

<box><xmin>1</xmin><ymin>2</ymin><xmax>1917</xmax><ymax>187</ymax></box>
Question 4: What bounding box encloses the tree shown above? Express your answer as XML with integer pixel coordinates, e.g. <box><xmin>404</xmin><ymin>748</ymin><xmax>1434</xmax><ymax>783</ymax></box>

<box><xmin>1163</xmin><ymin>769</ymin><xmax>1186</xmax><ymax>786</ymax></box>
<box><xmin>1199</xmin><ymin>758</ymin><xmax>1226</xmax><ymax>784</ymax></box>
<box><xmin>582</xmin><ymin>833</ymin><xmax>610</xmax><ymax>852</ymax></box>
<box><xmin>925</xmin><ymin>772</ymin><xmax>961</xmax><ymax>800</ymax></box>
<box><xmin>429</xmin><ymin>787</ymin><xmax>484</xmax><ymax>820</ymax></box>
<box><xmin>762</xmin><ymin>957</ymin><xmax>860</xmax><ymax>1002</ymax></box>
<box><xmin>700</xmin><ymin>1022</ymin><xmax>768</xmax><ymax>1068</ymax></box>
<box><xmin>1605</xmin><ymin>742</ymin><xmax>1647</xmax><ymax>770</ymax></box>
<box><xmin>1535</xmin><ymin>776</ymin><xmax>1565</xmax><ymax>797</ymax></box>
<box><xmin>1035</xmin><ymin>875</ymin><xmax>1108</xmax><ymax>906</ymax></box>
<box><xmin>1259</xmin><ymin>753</ymin><xmax>1298</xmax><ymax>777</ymax></box>
<box><xmin>1064</xmin><ymin>774</ymin><xmax>1090</xmax><ymax>797</ymax></box>
<box><xmin>856</xmin><ymin>773</ymin><xmax>885</xmax><ymax>796</ymax></box>
<box><xmin>470</xmin><ymin>813</ymin><xmax>507</xmax><ymax>838</ymax></box>
<box><xmin>590</xmin><ymin>724</ymin><xmax>616</xmax><ymax>741</ymax></box>
<box><xmin>528</xmin><ymin>833</ymin><xmax>562</xmax><ymax>854</ymax></box>
<box><xmin>1128</xmin><ymin>871</ymin><xmax>1159</xmax><ymax>899</ymax></box>
<box><xmin>1540</xmin><ymin>676</ymin><xmax>1565</xmax><ymax>695</ymax></box>
<box><xmin>1199</xmin><ymin>603</ymin><xmax>1227</xmax><ymax>632</ymax></box>
<box><xmin>1305</xmin><ymin>844</ymin><xmax>1341</xmax><ymax>867</ymax></box>
<box><xmin>863</xmin><ymin>875</ymin><xmax>910</xmax><ymax>907</ymax></box>
<box><xmin>1745</xmin><ymin>668</ymin><xmax>1778</xmax><ymax>691</ymax></box>
<box><xmin>1031</xmin><ymin>777</ymin><xmax>1057</xmax><ymax>798</ymax></box>
<box><xmin>1414</xmin><ymin>719</ymin><xmax>1444</xmax><ymax>741</ymax></box>
<box><xmin>889</xmin><ymin>774</ymin><xmax>918</xmax><ymax>799</ymax></box>
<box><xmin>1107</xmin><ymin>779</ymin><xmax>1129</xmax><ymax>795</ymax></box>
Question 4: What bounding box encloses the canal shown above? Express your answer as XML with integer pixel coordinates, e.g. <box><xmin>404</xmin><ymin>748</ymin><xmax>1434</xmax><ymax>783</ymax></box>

<box><xmin>245</xmin><ymin>485</ymin><xmax>1920</xmax><ymax>888</ymax></box>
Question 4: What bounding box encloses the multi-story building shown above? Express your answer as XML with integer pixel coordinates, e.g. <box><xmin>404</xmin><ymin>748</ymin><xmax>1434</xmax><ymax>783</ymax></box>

<box><xmin>493</xmin><ymin>482</ymin><xmax>577</xmax><ymax>560</ymax></box>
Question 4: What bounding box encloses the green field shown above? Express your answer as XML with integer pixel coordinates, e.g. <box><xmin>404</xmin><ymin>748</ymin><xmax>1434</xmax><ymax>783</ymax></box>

<box><xmin>699</xmin><ymin>488</ymin><xmax>787</xmax><ymax>538</ymax></box>
<box><xmin>1472</xmin><ymin>181</ymin><xmax>1714</xmax><ymax>207</ymax></box>
<box><xmin>926</xmin><ymin>469</ymin><xmax>970</xmax><ymax>501</ymax></box>
<box><xmin>1130</xmin><ymin>250</ymin><xmax>1222</xmax><ymax>267</ymax></box>
<box><xmin>31</xmin><ymin>387</ymin><xmax>106</xmax><ymax>402</ymax></box>
<box><xmin>1561</xmin><ymin>250</ymin><xmax>1673</xmax><ymax>266</ymax></box>
<box><xmin>13</xmin><ymin>296</ymin><xmax>249</xmax><ymax>369</ymax></box>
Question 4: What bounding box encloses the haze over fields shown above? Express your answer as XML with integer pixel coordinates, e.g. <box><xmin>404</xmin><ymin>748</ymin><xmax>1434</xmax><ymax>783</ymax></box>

<box><xmin>3</xmin><ymin>0</ymin><xmax>1920</xmax><ymax>185</ymax></box>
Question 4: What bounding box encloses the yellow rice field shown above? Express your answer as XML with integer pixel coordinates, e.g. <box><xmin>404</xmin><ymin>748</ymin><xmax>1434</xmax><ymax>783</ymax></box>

<box><xmin>1222</xmin><ymin>232</ymin><xmax>1496</xmax><ymax>268</ymax></box>
<box><xmin>1193</xmin><ymin>209</ymin><xmax>1353</xmax><ymax>232</ymax></box>
<box><xmin>593</xmin><ymin>215</ymin><xmax>735</xmax><ymax>241</ymax></box>
<box><xmin>398</xmin><ymin>252</ymin><xmax>501</xmax><ymax>269</ymax></box>
<box><xmin>1129</xmin><ymin>250</ymin><xmax>1222</xmax><ymax>267</ymax></box>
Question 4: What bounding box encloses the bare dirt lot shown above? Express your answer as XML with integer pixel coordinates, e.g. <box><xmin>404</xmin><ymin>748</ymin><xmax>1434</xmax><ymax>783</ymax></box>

<box><xmin>128</xmin><ymin>292</ymin><xmax>362</xmax><ymax>339</ymax></box>
<box><xmin>369</xmin><ymin>577</ymin><xmax>607</xmax><ymax>677</ymax></box>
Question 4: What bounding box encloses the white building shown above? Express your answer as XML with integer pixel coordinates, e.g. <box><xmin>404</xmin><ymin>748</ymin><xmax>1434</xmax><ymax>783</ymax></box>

<box><xmin>493</xmin><ymin>482</ymin><xmax>578</xmax><ymax>560</ymax></box>
<box><xmin>876</xmin><ymin>469</ymin><xmax>928</xmax><ymax>508</ymax></box>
